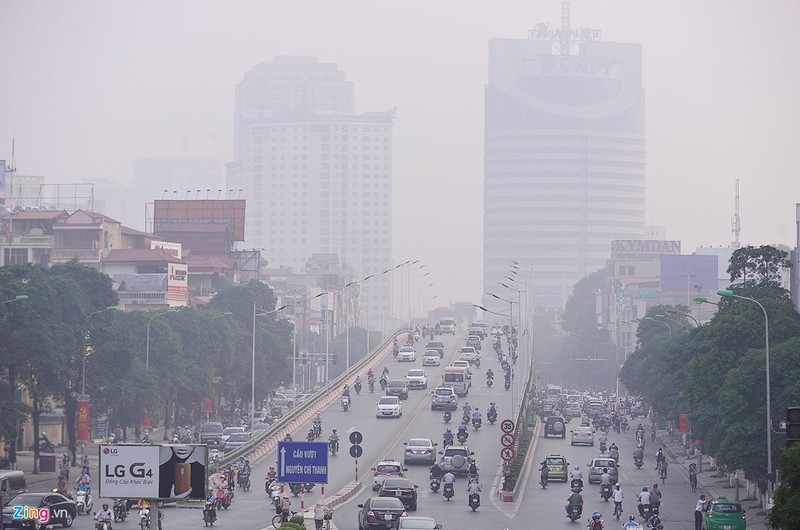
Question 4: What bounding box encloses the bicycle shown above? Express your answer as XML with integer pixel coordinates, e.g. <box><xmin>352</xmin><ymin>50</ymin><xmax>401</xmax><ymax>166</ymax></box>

<box><xmin>272</xmin><ymin>510</ymin><xmax>297</xmax><ymax>528</ymax></box>
<box><xmin>657</xmin><ymin>461</ymin><xmax>667</xmax><ymax>484</ymax></box>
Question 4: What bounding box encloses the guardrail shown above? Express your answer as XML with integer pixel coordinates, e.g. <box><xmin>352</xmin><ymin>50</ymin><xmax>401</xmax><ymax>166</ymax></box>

<box><xmin>216</xmin><ymin>329</ymin><xmax>407</xmax><ymax>467</ymax></box>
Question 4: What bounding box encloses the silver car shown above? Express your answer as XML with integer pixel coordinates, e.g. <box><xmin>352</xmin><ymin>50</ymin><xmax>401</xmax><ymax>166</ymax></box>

<box><xmin>403</xmin><ymin>438</ymin><xmax>437</xmax><ymax>465</ymax></box>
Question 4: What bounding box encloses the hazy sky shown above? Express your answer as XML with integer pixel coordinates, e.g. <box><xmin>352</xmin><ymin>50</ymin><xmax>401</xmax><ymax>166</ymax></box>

<box><xmin>2</xmin><ymin>1</ymin><xmax>799</xmax><ymax>310</ymax></box>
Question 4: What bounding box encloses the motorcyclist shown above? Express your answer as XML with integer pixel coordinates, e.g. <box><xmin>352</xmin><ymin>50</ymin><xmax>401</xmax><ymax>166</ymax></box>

<box><xmin>354</xmin><ymin>375</ymin><xmax>362</xmax><ymax>387</ymax></box>
<box><xmin>342</xmin><ymin>384</ymin><xmax>350</xmax><ymax>399</ymax></box>
<box><xmin>381</xmin><ymin>366</ymin><xmax>389</xmax><ymax>378</ymax></box>
<box><xmin>633</xmin><ymin>445</ymin><xmax>644</xmax><ymax>463</ymax></box>
<box><xmin>649</xmin><ymin>484</ymin><xmax>662</xmax><ymax>511</ymax></box>
<box><xmin>472</xmin><ymin>407</ymin><xmax>482</xmax><ymax>423</ymax></box>
<box><xmin>599</xmin><ymin>468</ymin><xmax>612</xmax><ymax>491</ymax></box>
<box><xmin>236</xmin><ymin>457</ymin><xmax>246</xmax><ymax>473</ymax></box>
<box><xmin>442</xmin><ymin>471</ymin><xmax>456</xmax><ymax>497</ymax></box>
<box><xmin>647</xmin><ymin>513</ymin><xmax>663</xmax><ymax>529</ymax></box>
<box><xmin>284</xmin><ymin>433</ymin><xmax>293</xmax><ymax>442</ymax></box>
<box><xmin>467</xmin><ymin>460</ymin><xmax>479</xmax><ymax>481</ymax></box>
<box><xmin>442</xmin><ymin>428</ymin><xmax>454</xmax><ymax>446</ymax></box>
<box><xmin>624</xmin><ymin>515</ymin><xmax>641</xmax><ymax>527</ymax></box>
<box><xmin>466</xmin><ymin>477</ymin><xmax>481</xmax><ymax>505</ymax></box>
<box><xmin>266</xmin><ymin>466</ymin><xmax>277</xmax><ymax>482</ymax></box>
<box><xmin>313</xmin><ymin>413</ymin><xmax>322</xmax><ymax>433</ymax></box>
<box><xmin>462</xmin><ymin>402</ymin><xmax>471</xmax><ymax>416</ymax></box>
<box><xmin>95</xmin><ymin>502</ymin><xmax>113</xmax><ymax>528</ymax></box>
<box><xmin>588</xmin><ymin>512</ymin><xmax>603</xmax><ymax>530</ymax></box>
<box><xmin>570</xmin><ymin>466</ymin><xmax>584</xmax><ymax>490</ymax></box>
<box><xmin>457</xmin><ymin>422</ymin><xmax>469</xmax><ymax>441</ymax></box>
<box><xmin>539</xmin><ymin>462</ymin><xmax>549</xmax><ymax>484</ymax></box>
<box><xmin>613</xmin><ymin>483</ymin><xmax>624</xmax><ymax>516</ymax></box>
<box><xmin>329</xmin><ymin>429</ymin><xmax>339</xmax><ymax>452</ymax></box>
<box><xmin>307</xmin><ymin>428</ymin><xmax>316</xmax><ymax>442</ymax></box>
<box><xmin>637</xmin><ymin>487</ymin><xmax>651</xmax><ymax>518</ymax></box>
<box><xmin>367</xmin><ymin>368</ymin><xmax>375</xmax><ymax>382</ymax></box>
<box><xmin>565</xmin><ymin>487</ymin><xmax>583</xmax><ymax>517</ymax></box>
<box><xmin>429</xmin><ymin>462</ymin><xmax>443</xmax><ymax>479</ymax></box>
<box><xmin>488</xmin><ymin>402</ymin><xmax>497</xmax><ymax>416</ymax></box>
<box><xmin>486</xmin><ymin>368</ymin><xmax>494</xmax><ymax>381</ymax></box>
<box><xmin>56</xmin><ymin>476</ymin><xmax>69</xmax><ymax>497</ymax></box>
<box><xmin>609</xmin><ymin>445</ymin><xmax>620</xmax><ymax>462</ymax></box>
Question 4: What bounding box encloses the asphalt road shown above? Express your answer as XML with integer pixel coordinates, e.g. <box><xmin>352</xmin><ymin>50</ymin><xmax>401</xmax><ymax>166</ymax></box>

<box><xmin>56</xmin><ymin>330</ymin><xmax>527</xmax><ymax>530</ymax></box>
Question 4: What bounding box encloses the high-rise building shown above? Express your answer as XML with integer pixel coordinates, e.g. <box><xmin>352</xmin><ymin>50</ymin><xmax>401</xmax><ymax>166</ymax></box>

<box><xmin>483</xmin><ymin>12</ymin><xmax>646</xmax><ymax>311</ymax></box>
<box><xmin>227</xmin><ymin>56</ymin><xmax>394</xmax><ymax>332</ymax></box>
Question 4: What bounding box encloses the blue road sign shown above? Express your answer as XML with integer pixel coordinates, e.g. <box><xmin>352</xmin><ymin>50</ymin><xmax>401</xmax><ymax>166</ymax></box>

<box><xmin>277</xmin><ymin>442</ymin><xmax>329</xmax><ymax>484</ymax></box>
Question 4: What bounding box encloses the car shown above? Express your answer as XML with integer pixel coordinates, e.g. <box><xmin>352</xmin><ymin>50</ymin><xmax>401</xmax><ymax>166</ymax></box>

<box><xmin>376</xmin><ymin>396</ymin><xmax>403</xmax><ymax>418</ymax></box>
<box><xmin>467</xmin><ymin>326</ymin><xmax>485</xmax><ymax>340</ymax></box>
<box><xmin>564</xmin><ymin>402</ymin><xmax>582</xmax><ymax>418</ymax></box>
<box><xmin>221</xmin><ymin>426</ymin><xmax>245</xmax><ymax>445</ymax></box>
<box><xmin>272</xmin><ymin>391</ymin><xmax>299</xmax><ymax>409</ymax></box>
<box><xmin>357</xmin><ymin>497</ymin><xmax>407</xmax><ymax>530</ymax></box>
<box><xmin>404</xmin><ymin>369</ymin><xmax>428</xmax><ymax>389</ymax></box>
<box><xmin>394</xmin><ymin>516</ymin><xmax>441</xmax><ymax>530</ymax></box>
<box><xmin>403</xmin><ymin>438</ymin><xmax>437</xmax><ymax>465</ymax></box>
<box><xmin>223</xmin><ymin>432</ymin><xmax>252</xmax><ymax>453</ymax></box>
<box><xmin>458</xmin><ymin>346</ymin><xmax>480</xmax><ymax>365</ymax></box>
<box><xmin>544</xmin><ymin>416</ymin><xmax>567</xmax><ymax>438</ymax></box>
<box><xmin>439</xmin><ymin>444</ymin><xmax>473</xmax><ymax>475</ymax></box>
<box><xmin>379</xmin><ymin>477</ymin><xmax>418</xmax><ymax>511</ymax></box>
<box><xmin>425</xmin><ymin>341</ymin><xmax>444</xmax><ymax>357</ymax></box>
<box><xmin>702</xmin><ymin>496</ymin><xmax>746</xmax><ymax>530</ymax></box>
<box><xmin>451</xmin><ymin>360</ymin><xmax>473</xmax><ymax>379</ymax></box>
<box><xmin>438</xmin><ymin>318</ymin><xmax>456</xmax><ymax>335</ymax></box>
<box><xmin>587</xmin><ymin>456</ymin><xmax>619</xmax><ymax>484</ymax></box>
<box><xmin>397</xmin><ymin>347</ymin><xmax>416</xmax><ymax>362</ymax></box>
<box><xmin>1</xmin><ymin>492</ymin><xmax>77</xmax><ymax>529</ymax></box>
<box><xmin>465</xmin><ymin>335</ymin><xmax>482</xmax><ymax>351</ymax></box>
<box><xmin>541</xmin><ymin>399</ymin><xmax>558</xmax><ymax>415</ymax></box>
<box><xmin>199</xmin><ymin>421</ymin><xmax>224</xmax><ymax>446</ymax></box>
<box><xmin>386</xmin><ymin>380</ymin><xmax>410</xmax><ymax>400</ymax></box>
<box><xmin>430</xmin><ymin>386</ymin><xmax>458</xmax><ymax>410</ymax></box>
<box><xmin>253</xmin><ymin>422</ymin><xmax>272</xmax><ymax>433</ymax></box>
<box><xmin>570</xmin><ymin>426</ymin><xmax>594</xmax><ymax>446</ymax></box>
<box><xmin>372</xmin><ymin>460</ymin><xmax>407</xmax><ymax>490</ymax></box>
<box><xmin>542</xmin><ymin>454</ymin><xmax>569</xmax><ymax>482</ymax></box>
<box><xmin>422</xmin><ymin>350</ymin><xmax>441</xmax><ymax>366</ymax></box>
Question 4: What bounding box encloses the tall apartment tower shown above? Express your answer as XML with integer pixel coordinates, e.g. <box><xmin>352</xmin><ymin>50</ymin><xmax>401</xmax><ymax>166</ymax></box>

<box><xmin>483</xmin><ymin>11</ymin><xmax>646</xmax><ymax>311</ymax></box>
<box><xmin>227</xmin><ymin>56</ymin><xmax>394</xmax><ymax>330</ymax></box>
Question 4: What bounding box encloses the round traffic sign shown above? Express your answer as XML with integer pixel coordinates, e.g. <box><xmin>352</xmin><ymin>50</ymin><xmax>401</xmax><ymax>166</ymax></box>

<box><xmin>500</xmin><ymin>419</ymin><xmax>515</xmax><ymax>433</ymax></box>
<box><xmin>500</xmin><ymin>447</ymin><xmax>515</xmax><ymax>461</ymax></box>
<box><xmin>349</xmin><ymin>431</ymin><xmax>363</xmax><ymax>445</ymax></box>
<box><xmin>501</xmin><ymin>433</ymin><xmax>515</xmax><ymax>447</ymax></box>
<box><xmin>349</xmin><ymin>444</ymin><xmax>363</xmax><ymax>458</ymax></box>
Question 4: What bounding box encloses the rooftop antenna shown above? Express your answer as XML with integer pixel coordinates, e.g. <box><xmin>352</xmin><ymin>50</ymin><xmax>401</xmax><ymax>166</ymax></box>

<box><xmin>559</xmin><ymin>1</ymin><xmax>572</xmax><ymax>56</ymax></box>
<box><xmin>731</xmin><ymin>177</ymin><xmax>741</xmax><ymax>249</ymax></box>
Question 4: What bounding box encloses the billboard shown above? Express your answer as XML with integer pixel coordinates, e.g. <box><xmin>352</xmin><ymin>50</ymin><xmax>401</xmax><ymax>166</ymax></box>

<box><xmin>611</xmin><ymin>240</ymin><xmax>681</xmax><ymax>262</ymax></box>
<box><xmin>77</xmin><ymin>400</ymin><xmax>90</xmax><ymax>442</ymax></box>
<box><xmin>99</xmin><ymin>444</ymin><xmax>207</xmax><ymax>501</ymax></box>
<box><xmin>167</xmin><ymin>264</ymin><xmax>188</xmax><ymax>294</ymax></box>
<box><xmin>659</xmin><ymin>255</ymin><xmax>718</xmax><ymax>292</ymax></box>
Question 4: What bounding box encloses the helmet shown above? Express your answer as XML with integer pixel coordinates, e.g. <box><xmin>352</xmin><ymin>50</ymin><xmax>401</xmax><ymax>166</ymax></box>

<box><xmin>592</xmin><ymin>512</ymin><xmax>602</xmax><ymax>520</ymax></box>
<box><xmin>446</xmin><ymin>428</ymin><xmax>451</xmax><ymax>432</ymax></box>
<box><xmin>629</xmin><ymin>515</ymin><xmax>636</xmax><ymax>521</ymax></box>
<box><xmin>574</xmin><ymin>466</ymin><xmax>579</xmax><ymax>470</ymax></box>
<box><xmin>615</xmin><ymin>483</ymin><xmax>621</xmax><ymax>487</ymax></box>
<box><xmin>332</xmin><ymin>429</ymin><xmax>337</xmax><ymax>433</ymax></box>
<box><xmin>103</xmin><ymin>503</ymin><xmax>109</xmax><ymax>508</ymax></box>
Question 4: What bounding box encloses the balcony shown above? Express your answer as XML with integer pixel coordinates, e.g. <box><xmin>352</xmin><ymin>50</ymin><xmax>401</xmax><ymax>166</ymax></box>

<box><xmin>51</xmin><ymin>248</ymin><xmax>102</xmax><ymax>262</ymax></box>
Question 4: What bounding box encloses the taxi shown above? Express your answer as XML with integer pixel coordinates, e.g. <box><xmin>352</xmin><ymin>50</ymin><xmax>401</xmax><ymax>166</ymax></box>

<box><xmin>543</xmin><ymin>454</ymin><xmax>569</xmax><ymax>482</ymax></box>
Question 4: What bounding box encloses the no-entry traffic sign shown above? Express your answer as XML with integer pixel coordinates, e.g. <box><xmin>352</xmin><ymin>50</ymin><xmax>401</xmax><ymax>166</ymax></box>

<box><xmin>501</xmin><ymin>419</ymin><xmax>515</xmax><ymax>433</ymax></box>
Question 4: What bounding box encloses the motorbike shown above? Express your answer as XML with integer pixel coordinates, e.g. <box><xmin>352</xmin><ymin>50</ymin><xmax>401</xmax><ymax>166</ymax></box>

<box><xmin>368</xmin><ymin>380</ymin><xmax>375</xmax><ymax>393</ymax></box>
<box><xmin>289</xmin><ymin>483</ymin><xmax>303</xmax><ymax>496</ymax></box>
<box><xmin>443</xmin><ymin>482</ymin><xmax>454</xmax><ymax>501</ymax></box>
<box><xmin>570</xmin><ymin>479</ymin><xmax>584</xmax><ymax>492</ymax></box>
<box><xmin>37</xmin><ymin>434</ymin><xmax>55</xmax><ymax>453</ymax></box>
<box><xmin>354</xmin><ymin>381</ymin><xmax>362</xmax><ymax>394</ymax></box>
<box><xmin>540</xmin><ymin>473</ymin><xmax>548</xmax><ymax>489</ymax></box>
<box><xmin>329</xmin><ymin>438</ymin><xmax>339</xmax><ymax>455</ymax></box>
<box><xmin>462</xmin><ymin>412</ymin><xmax>470</xmax><ymax>425</ymax></box>
<box><xmin>307</xmin><ymin>431</ymin><xmax>315</xmax><ymax>442</ymax></box>
<box><xmin>429</xmin><ymin>476</ymin><xmax>441</xmax><ymax>492</ymax></box>
<box><xmin>599</xmin><ymin>441</ymin><xmax>607</xmax><ymax>453</ymax></box>
<box><xmin>457</xmin><ymin>431</ymin><xmax>468</xmax><ymax>444</ymax></box>
<box><xmin>486</xmin><ymin>376</ymin><xmax>493</xmax><ymax>388</ymax></box>
<box><xmin>600</xmin><ymin>483</ymin><xmax>612</xmax><ymax>501</ymax></box>
<box><xmin>567</xmin><ymin>505</ymin><xmax>582</xmax><ymax>523</ymax></box>
<box><xmin>413</xmin><ymin>331</ymin><xmax>420</xmax><ymax>342</ymax></box>
<box><xmin>76</xmin><ymin>489</ymin><xmax>93</xmax><ymax>515</ymax></box>
<box><xmin>474</xmin><ymin>357</ymin><xmax>481</xmax><ymax>368</ymax></box>
<box><xmin>472</xmin><ymin>417</ymin><xmax>482</xmax><ymax>430</ymax></box>
<box><xmin>113</xmin><ymin>499</ymin><xmax>127</xmax><ymax>522</ymax></box>
<box><xmin>504</xmin><ymin>379</ymin><xmax>511</xmax><ymax>390</ymax></box>
<box><xmin>443</xmin><ymin>410</ymin><xmax>451</xmax><ymax>423</ymax></box>
<box><xmin>341</xmin><ymin>395</ymin><xmax>350</xmax><ymax>411</ymax></box>
<box><xmin>469</xmin><ymin>493</ymin><xmax>480</xmax><ymax>511</ymax></box>
<box><xmin>313</xmin><ymin>421</ymin><xmax>322</xmax><ymax>438</ymax></box>
<box><xmin>203</xmin><ymin>501</ymin><xmax>217</xmax><ymax>526</ymax></box>
<box><xmin>95</xmin><ymin>517</ymin><xmax>113</xmax><ymax>530</ymax></box>
<box><xmin>634</xmin><ymin>455</ymin><xmax>643</xmax><ymax>469</ymax></box>
<box><xmin>239</xmin><ymin>471</ymin><xmax>251</xmax><ymax>492</ymax></box>
<box><xmin>487</xmin><ymin>411</ymin><xmax>497</xmax><ymax>425</ymax></box>
<box><xmin>442</xmin><ymin>435</ymin><xmax>453</xmax><ymax>448</ymax></box>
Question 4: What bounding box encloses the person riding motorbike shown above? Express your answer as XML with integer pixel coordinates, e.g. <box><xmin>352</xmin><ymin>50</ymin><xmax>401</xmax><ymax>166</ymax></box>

<box><xmin>430</xmin><ymin>462</ymin><xmax>443</xmax><ymax>479</ymax></box>
<box><xmin>609</xmin><ymin>445</ymin><xmax>620</xmax><ymax>462</ymax></box>
<box><xmin>637</xmin><ymin>487</ymin><xmax>651</xmax><ymax>518</ymax></box>
<box><xmin>466</xmin><ymin>477</ymin><xmax>481</xmax><ymax>506</ymax></box>
<box><xmin>633</xmin><ymin>445</ymin><xmax>644</xmax><ymax>464</ymax></box>
<box><xmin>649</xmin><ymin>484</ymin><xmax>662</xmax><ymax>511</ymax></box>
<box><xmin>565</xmin><ymin>487</ymin><xmax>584</xmax><ymax>517</ymax></box>
<box><xmin>382</xmin><ymin>366</ymin><xmax>389</xmax><ymax>378</ymax></box>
<box><xmin>95</xmin><ymin>503</ymin><xmax>113</xmax><ymax>529</ymax></box>
<box><xmin>442</xmin><ymin>471</ymin><xmax>456</xmax><ymax>498</ymax></box>
<box><xmin>472</xmin><ymin>407</ymin><xmax>482</xmax><ymax>423</ymax></box>
<box><xmin>307</xmin><ymin>428</ymin><xmax>316</xmax><ymax>442</ymax></box>
<box><xmin>623</xmin><ymin>515</ymin><xmax>641</xmax><ymax>528</ymax></box>
<box><xmin>367</xmin><ymin>368</ymin><xmax>375</xmax><ymax>381</ymax></box>
<box><xmin>539</xmin><ymin>462</ymin><xmax>549</xmax><ymax>484</ymax></box>
<box><xmin>457</xmin><ymin>422</ymin><xmax>469</xmax><ymax>441</ymax></box>
<box><xmin>599</xmin><ymin>468</ymin><xmax>612</xmax><ymax>496</ymax></box>
<box><xmin>468</xmin><ymin>460</ymin><xmax>479</xmax><ymax>481</ymax></box>
<box><xmin>354</xmin><ymin>375</ymin><xmax>362</xmax><ymax>391</ymax></box>
<box><xmin>342</xmin><ymin>384</ymin><xmax>350</xmax><ymax>399</ymax></box>
<box><xmin>647</xmin><ymin>512</ymin><xmax>663</xmax><ymax>529</ymax></box>
<box><xmin>486</xmin><ymin>368</ymin><xmax>494</xmax><ymax>381</ymax></box>
<box><xmin>443</xmin><ymin>428</ymin><xmax>454</xmax><ymax>446</ymax></box>
<box><xmin>613</xmin><ymin>483</ymin><xmax>624</xmax><ymax>516</ymax></box>
<box><xmin>488</xmin><ymin>402</ymin><xmax>497</xmax><ymax>416</ymax></box>
<box><xmin>329</xmin><ymin>429</ymin><xmax>339</xmax><ymax>452</ymax></box>
<box><xmin>588</xmin><ymin>512</ymin><xmax>603</xmax><ymax>530</ymax></box>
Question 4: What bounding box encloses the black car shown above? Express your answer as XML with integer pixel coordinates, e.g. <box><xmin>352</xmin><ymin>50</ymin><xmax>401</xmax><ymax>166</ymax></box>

<box><xmin>544</xmin><ymin>416</ymin><xmax>567</xmax><ymax>438</ymax></box>
<box><xmin>379</xmin><ymin>477</ymin><xmax>418</xmax><ymax>511</ymax></box>
<box><xmin>1</xmin><ymin>492</ymin><xmax>77</xmax><ymax>529</ymax></box>
<box><xmin>358</xmin><ymin>497</ymin><xmax>407</xmax><ymax>530</ymax></box>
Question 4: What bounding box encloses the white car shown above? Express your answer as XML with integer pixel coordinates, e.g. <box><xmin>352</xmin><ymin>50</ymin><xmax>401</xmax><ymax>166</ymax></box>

<box><xmin>451</xmin><ymin>360</ymin><xmax>473</xmax><ymax>380</ymax></box>
<box><xmin>405</xmin><ymin>369</ymin><xmax>429</xmax><ymax>389</ymax></box>
<box><xmin>423</xmin><ymin>350</ymin><xmax>441</xmax><ymax>366</ymax></box>
<box><xmin>458</xmin><ymin>346</ymin><xmax>479</xmax><ymax>363</ymax></box>
<box><xmin>376</xmin><ymin>396</ymin><xmax>403</xmax><ymax>418</ymax></box>
<box><xmin>570</xmin><ymin>425</ymin><xmax>595</xmax><ymax>446</ymax></box>
<box><xmin>220</xmin><ymin>426</ymin><xmax>245</xmax><ymax>445</ymax></box>
<box><xmin>397</xmin><ymin>346</ymin><xmax>416</xmax><ymax>362</ymax></box>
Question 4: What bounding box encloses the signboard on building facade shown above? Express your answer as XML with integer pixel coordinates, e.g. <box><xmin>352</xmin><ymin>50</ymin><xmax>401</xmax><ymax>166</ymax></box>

<box><xmin>167</xmin><ymin>264</ymin><xmax>188</xmax><ymax>294</ymax></box>
<box><xmin>611</xmin><ymin>240</ymin><xmax>681</xmax><ymax>262</ymax></box>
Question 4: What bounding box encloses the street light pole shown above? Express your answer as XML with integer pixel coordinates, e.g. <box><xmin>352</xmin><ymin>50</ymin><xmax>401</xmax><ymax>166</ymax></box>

<box><xmin>718</xmin><ymin>289</ymin><xmax>772</xmax><ymax>496</ymax></box>
<box><xmin>252</xmin><ymin>303</ymin><xmax>290</xmax><ymax>430</ymax></box>
<box><xmin>84</xmin><ymin>307</ymin><xmax>118</xmax><ymax>396</ymax></box>
<box><xmin>146</xmin><ymin>309</ymin><xmax>179</xmax><ymax>369</ymax></box>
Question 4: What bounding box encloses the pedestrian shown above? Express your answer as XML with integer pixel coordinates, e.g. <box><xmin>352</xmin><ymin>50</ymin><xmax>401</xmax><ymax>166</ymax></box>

<box><xmin>694</xmin><ymin>494</ymin><xmax>707</xmax><ymax>530</ymax></box>
<box><xmin>313</xmin><ymin>498</ymin><xmax>332</xmax><ymax>530</ymax></box>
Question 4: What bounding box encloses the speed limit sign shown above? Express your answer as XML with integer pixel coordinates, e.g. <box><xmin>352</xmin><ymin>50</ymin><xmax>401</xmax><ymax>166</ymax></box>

<box><xmin>501</xmin><ymin>419</ymin><xmax>515</xmax><ymax>433</ymax></box>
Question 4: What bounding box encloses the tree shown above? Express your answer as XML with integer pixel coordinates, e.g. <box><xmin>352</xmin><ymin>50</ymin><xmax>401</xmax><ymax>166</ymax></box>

<box><xmin>728</xmin><ymin>245</ymin><xmax>791</xmax><ymax>289</ymax></box>
<box><xmin>769</xmin><ymin>444</ymin><xmax>800</xmax><ymax>528</ymax></box>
